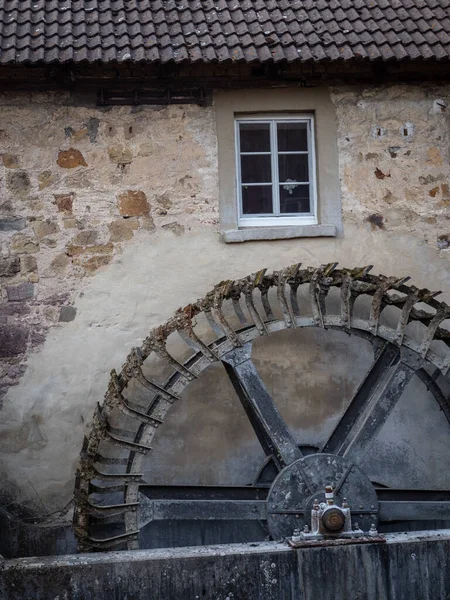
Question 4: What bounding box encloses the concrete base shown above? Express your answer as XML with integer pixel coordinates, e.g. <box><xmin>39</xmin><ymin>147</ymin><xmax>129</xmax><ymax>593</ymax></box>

<box><xmin>1</xmin><ymin>530</ymin><xmax>449</xmax><ymax>600</ymax></box>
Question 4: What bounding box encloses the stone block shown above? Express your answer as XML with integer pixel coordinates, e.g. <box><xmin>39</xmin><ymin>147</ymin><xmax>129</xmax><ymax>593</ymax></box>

<box><xmin>2</xmin><ymin>154</ymin><xmax>19</xmax><ymax>169</ymax></box>
<box><xmin>118</xmin><ymin>191</ymin><xmax>149</xmax><ymax>217</ymax></box>
<box><xmin>0</xmin><ymin>257</ymin><xmax>20</xmax><ymax>278</ymax></box>
<box><xmin>162</xmin><ymin>222</ymin><xmax>185</xmax><ymax>236</ymax></box>
<box><xmin>0</xmin><ymin>218</ymin><xmax>26</xmax><ymax>232</ymax></box>
<box><xmin>83</xmin><ymin>255</ymin><xmax>113</xmax><ymax>272</ymax></box>
<box><xmin>109</xmin><ymin>218</ymin><xmax>139</xmax><ymax>242</ymax></box>
<box><xmin>59</xmin><ymin>306</ymin><xmax>77</xmax><ymax>322</ymax></box>
<box><xmin>86</xmin><ymin>117</ymin><xmax>100</xmax><ymax>143</ymax></box>
<box><xmin>20</xmin><ymin>255</ymin><xmax>38</xmax><ymax>274</ymax></box>
<box><xmin>53</xmin><ymin>193</ymin><xmax>74</xmax><ymax>213</ymax></box>
<box><xmin>11</xmin><ymin>234</ymin><xmax>39</xmax><ymax>254</ymax></box>
<box><xmin>63</xmin><ymin>218</ymin><xmax>81</xmax><ymax>229</ymax></box>
<box><xmin>6</xmin><ymin>282</ymin><xmax>34</xmax><ymax>302</ymax></box>
<box><xmin>32</xmin><ymin>219</ymin><xmax>59</xmax><ymax>241</ymax></box>
<box><xmin>108</xmin><ymin>146</ymin><xmax>133</xmax><ymax>164</ymax></box>
<box><xmin>57</xmin><ymin>148</ymin><xmax>87</xmax><ymax>169</ymax></box>
<box><xmin>0</xmin><ymin>324</ymin><xmax>28</xmax><ymax>357</ymax></box>
<box><xmin>156</xmin><ymin>192</ymin><xmax>173</xmax><ymax>210</ymax></box>
<box><xmin>66</xmin><ymin>243</ymin><xmax>113</xmax><ymax>257</ymax></box>
<box><xmin>141</xmin><ymin>215</ymin><xmax>156</xmax><ymax>232</ymax></box>
<box><xmin>38</xmin><ymin>171</ymin><xmax>56</xmax><ymax>190</ymax></box>
<box><xmin>46</xmin><ymin>253</ymin><xmax>70</xmax><ymax>275</ymax></box>
<box><xmin>6</xmin><ymin>171</ymin><xmax>31</xmax><ymax>196</ymax></box>
<box><xmin>71</xmin><ymin>230</ymin><xmax>98</xmax><ymax>246</ymax></box>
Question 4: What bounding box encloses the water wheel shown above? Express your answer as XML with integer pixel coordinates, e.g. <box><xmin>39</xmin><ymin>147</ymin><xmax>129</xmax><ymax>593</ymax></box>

<box><xmin>73</xmin><ymin>264</ymin><xmax>450</xmax><ymax>551</ymax></box>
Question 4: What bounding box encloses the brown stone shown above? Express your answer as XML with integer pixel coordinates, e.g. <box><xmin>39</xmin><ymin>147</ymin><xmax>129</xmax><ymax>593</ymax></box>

<box><xmin>108</xmin><ymin>146</ymin><xmax>133</xmax><ymax>164</ymax></box>
<box><xmin>73</xmin><ymin>128</ymin><xmax>88</xmax><ymax>142</ymax></box>
<box><xmin>108</xmin><ymin>218</ymin><xmax>139</xmax><ymax>242</ymax></box>
<box><xmin>442</xmin><ymin>184</ymin><xmax>450</xmax><ymax>199</ymax></box>
<box><xmin>426</xmin><ymin>147</ymin><xmax>443</xmax><ymax>166</ymax></box>
<box><xmin>118</xmin><ymin>190</ymin><xmax>150</xmax><ymax>217</ymax></box>
<box><xmin>83</xmin><ymin>255</ymin><xmax>113</xmax><ymax>272</ymax></box>
<box><xmin>374</xmin><ymin>168</ymin><xmax>390</xmax><ymax>180</ymax></box>
<box><xmin>27</xmin><ymin>272</ymin><xmax>39</xmax><ymax>283</ymax></box>
<box><xmin>32</xmin><ymin>219</ymin><xmax>59</xmax><ymax>241</ymax></box>
<box><xmin>66</xmin><ymin>243</ymin><xmax>114</xmax><ymax>257</ymax></box>
<box><xmin>2</xmin><ymin>154</ymin><xmax>19</xmax><ymax>169</ymax></box>
<box><xmin>54</xmin><ymin>193</ymin><xmax>74</xmax><ymax>213</ymax></box>
<box><xmin>47</xmin><ymin>253</ymin><xmax>70</xmax><ymax>275</ymax></box>
<box><xmin>20</xmin><ymin>255</ymin><xmax>37</xmax><ymax>274</ymax></box>
<box><xmin>11</xmin><ymin>234</ymin><xmax>39</xmax><ymax>254</ymax></box>
<box><xmin>38</xmin><ymin>171</ymin><xmax>56</xmax><ymax>190</ymax></box>
<box><xmin>71</xmin><ymin>230</ymin><xmax>98</xmax><ymax>246</ymax></box>
<box><xmin>429</xmin><ymin>187</ymin><xmax>439</xmax><ymax>198</ymax></box>
<box><xmin>57</xmin><ymin>148</ymin><xmax>87</xmax><ymax>169</ymax></box>
<box><xmin>162</xmin><ymin>222</ymin><xmax>185</xmax><ymax>236</ymax></box>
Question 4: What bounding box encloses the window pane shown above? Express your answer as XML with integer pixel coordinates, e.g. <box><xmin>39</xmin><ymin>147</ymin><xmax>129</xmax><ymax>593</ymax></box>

<box><xmin>278</xmin><ymin>154</ymin><xmax>309</xmax><ymax>182</ymax></box>
<box><xmin>241</xmin><ymin>154</ymin><xmax>272</xmax><ymax>183</ymax></box>
<box><xmin>242</xmin><ymin>185</ymin><xmax>273</xmax><ymax>214</ymax></box>
<box><xmin>277</xmin><ymin>122</ymin><xmax>308</xmax><ymax>151</ymax></box>
<box><xmin>239</xmin><ymin>123</ymin><xmax>271</xmax><ymax>152</ymax></box>
<box><xmin>280</xmin><ymin>184</ymin><xmax>310</xmax><ymax>214</ymax></box>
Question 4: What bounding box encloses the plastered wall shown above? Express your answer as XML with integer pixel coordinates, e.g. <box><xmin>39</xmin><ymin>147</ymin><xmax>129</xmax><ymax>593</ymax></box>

<box><xmin>0</xmin><ymin>84</ymin><xmax>450</xmax><ymax>521</ymax></box>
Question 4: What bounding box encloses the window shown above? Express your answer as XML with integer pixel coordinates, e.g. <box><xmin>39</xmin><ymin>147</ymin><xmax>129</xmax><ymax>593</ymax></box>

<box><xmin>236</xmin><ymin>117</ymin><xmax>317</xmax><ymax>227</ymax></box>
<box><xmin>215</xmin><ymin>88</ymin><xmax>341</xmax><ymax>243</ymax></box>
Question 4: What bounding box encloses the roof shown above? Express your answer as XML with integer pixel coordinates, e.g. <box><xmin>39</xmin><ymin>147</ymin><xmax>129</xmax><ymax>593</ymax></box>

<box><xmin>0</xmin><ymin>0</ymin><xmax>449</xmax><ymax>65</ymax></box>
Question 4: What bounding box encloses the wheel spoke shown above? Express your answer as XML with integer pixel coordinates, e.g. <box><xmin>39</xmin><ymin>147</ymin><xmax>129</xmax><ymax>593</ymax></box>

<box><xmin>138</xmin><ymin>485</ymin><xmax>267</xmax><ymax>527</ymax></box>
<box><xmin>221</xmin><ymin>343</ymin><xmax>303</xmax><ymax>468</ymax></box>
<box><xmin>322</xmin><ymin>344</ymin><xmax>417</xmax><ymax>463</ymax></box>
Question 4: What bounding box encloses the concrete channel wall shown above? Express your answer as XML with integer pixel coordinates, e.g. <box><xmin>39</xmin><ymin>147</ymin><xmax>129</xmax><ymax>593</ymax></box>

<box><xmin>1</xmin><ymin>531</ymin><xmax>449</xmax><ymax>600</ymax></box>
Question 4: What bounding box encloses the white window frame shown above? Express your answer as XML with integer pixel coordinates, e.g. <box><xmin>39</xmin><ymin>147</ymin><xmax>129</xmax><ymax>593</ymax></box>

<box><xmin>235</xmin><ymin>115</ymin><xmax>318</xmax><ymax>228</ymax></box>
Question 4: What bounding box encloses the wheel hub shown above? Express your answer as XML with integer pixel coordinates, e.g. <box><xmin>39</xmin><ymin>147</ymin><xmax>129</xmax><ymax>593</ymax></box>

<box><xmin>266</xmin><ymin>454</ymin><xmax>378</xmax><ymax>539</ymax></box>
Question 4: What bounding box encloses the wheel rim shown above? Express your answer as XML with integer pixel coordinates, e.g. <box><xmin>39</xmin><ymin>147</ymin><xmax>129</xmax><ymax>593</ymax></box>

<box><xmin>73</xmin><ymin>263</ymin><xmax>450</xmax><ymax>551</ymax></box>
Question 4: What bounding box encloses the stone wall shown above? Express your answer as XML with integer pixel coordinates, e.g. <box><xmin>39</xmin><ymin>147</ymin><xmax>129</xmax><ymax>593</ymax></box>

<box><xmin>0</xmin><ymin>93</ymin><xmax>218</xmax><ymax>403</ymax></box>
<box><xmin>333</xmin><ymin>84</ymin><xmax>450</xmax><ymax>246</ymax></box>
<box><xmin>0</xmin><ymin>83</ymin><xmax>450</xmax><ymax>527</ymax></box>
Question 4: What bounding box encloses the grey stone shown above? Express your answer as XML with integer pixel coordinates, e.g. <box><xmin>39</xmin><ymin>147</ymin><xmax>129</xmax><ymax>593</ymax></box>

<box><xmin>0</xmin><ymin>218</ymin><xmax>26</xmax><ymax>232</ymax></box>
<box><xmin>59</xmin><ymin>306</ymin><xmax>77</xmax><ymax>322</ymax></box>
<box><xmin>0</xmin><ymin>324</ymin><xmax>28</xmax><ymax>357</ymax></box>
<box><xmin>6</xmin><ymin>282</ymin><xmax>34</xmax><ymax>302</ymax></box>
<box><xmin>6</xmin><ymin>171</ymin><xmax>31</xmax><ymax>196</ymax></box>
<box><xmin>0</xmin><ymin>257</ymin><xmax>20</xmax><ymax>278</ymax></box>
<box><xmin>86</xmin><ymin>117</ymin><xmax>100</xmax><ymax>143</ymax></box>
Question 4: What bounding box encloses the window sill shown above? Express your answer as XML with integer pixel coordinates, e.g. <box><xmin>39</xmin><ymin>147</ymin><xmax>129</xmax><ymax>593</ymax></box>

<box><xmin>221</xmin><ymin>224</ymin><xmax>336</xmax><ymax>243</ymax></box>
